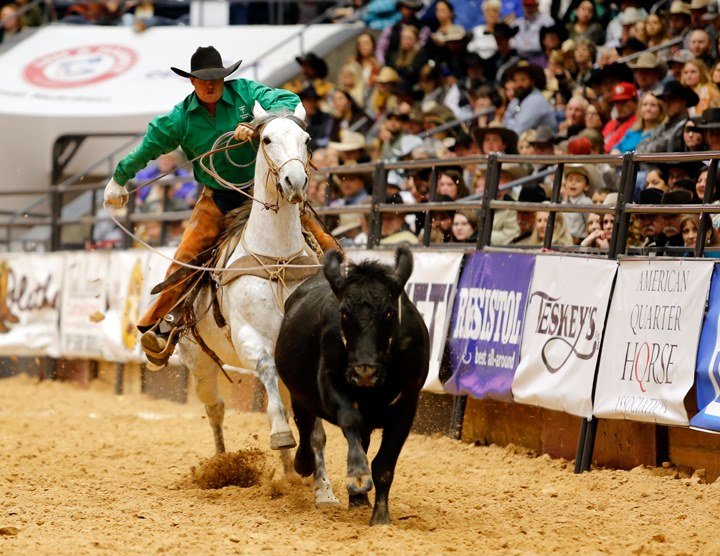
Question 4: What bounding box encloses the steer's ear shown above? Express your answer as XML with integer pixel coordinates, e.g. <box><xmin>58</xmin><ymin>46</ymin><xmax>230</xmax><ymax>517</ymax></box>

<box><xmin>392</xmin><ymin>245</ymin><xmax>413</xmax><ymax>293</ymax></box>
<box><xmin>323</xmin><ymin>249</ymin><xmax>345</xmax><ymax>296</ymax></box>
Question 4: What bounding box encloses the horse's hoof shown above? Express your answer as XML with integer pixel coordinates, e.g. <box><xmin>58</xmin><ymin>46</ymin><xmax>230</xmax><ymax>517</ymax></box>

<box><xmin>345</xmin><ymin>473</ymin><xmax>373</xmax><ymax>495</ymax></box>
<box><xmin>315</xmin><ymin>490</ymin><xmax>340</xmax><ymax>507</ymax></box>
<box><xmin>270</xmin><ymin>430</ymin><xmax>297</xmax><ymax>450</ymax></box>
<box><xmin>348</xmin><ymin>493</ymin><xmax>371</xmax><ymax>508</ymax></box>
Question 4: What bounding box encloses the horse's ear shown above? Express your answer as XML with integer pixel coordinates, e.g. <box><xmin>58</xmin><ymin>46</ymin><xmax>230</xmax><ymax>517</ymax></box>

<box><xmin>392</xmin><ymin>245</ymin><xmax>413</xmax><ymax>292</ymax></box>
<box><xmin>293</xmin><ymin>102</ymin><xmax>306</xmax><ymax>121</ymax></box>
<box><xmin>253</xmin><ymin>101</ymin><xmax>268</xmax><ymax>119</ymax></box>
<box><xmin>323</xmin><ymin>249</ymin><xmax>345</xmax><ymax>297</ymax></box>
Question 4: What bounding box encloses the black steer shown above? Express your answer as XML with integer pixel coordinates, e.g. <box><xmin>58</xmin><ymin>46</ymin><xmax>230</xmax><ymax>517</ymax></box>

<box><xmin>276</xmin><ymin>246</ymin><xmax>429</xmax><ymax>525</ymax></box>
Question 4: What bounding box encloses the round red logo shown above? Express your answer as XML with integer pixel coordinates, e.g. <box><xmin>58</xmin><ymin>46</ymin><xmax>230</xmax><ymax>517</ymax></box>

<box><xmin>23</xmin><ymin>45</ymin><xmax>137</xmax><ymax>89</ymax></box>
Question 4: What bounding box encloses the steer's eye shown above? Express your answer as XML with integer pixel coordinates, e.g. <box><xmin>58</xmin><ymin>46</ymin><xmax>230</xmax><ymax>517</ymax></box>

<box><xmin>385</xmin><ymin>311</ymin><xmax>392</xmax><ymax>320</ymax></box>
<box><xmin>263</xmin><ymin>137</ymin><xmax>271</xmax><ymax>145</ymax></box>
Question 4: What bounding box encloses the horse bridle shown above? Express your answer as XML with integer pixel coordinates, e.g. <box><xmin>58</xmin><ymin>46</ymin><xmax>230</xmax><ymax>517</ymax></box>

<box><xmin>258</xmin><ymin>139</ymin><xmax>314</xmax><ymax>213</ymax></box>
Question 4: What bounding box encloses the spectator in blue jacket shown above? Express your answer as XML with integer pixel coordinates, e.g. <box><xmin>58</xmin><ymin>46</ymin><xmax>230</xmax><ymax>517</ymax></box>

<box><xmin>502</xmin><ymin>61</ymin><xmax>557</xmax><ymax>134</ymax></box>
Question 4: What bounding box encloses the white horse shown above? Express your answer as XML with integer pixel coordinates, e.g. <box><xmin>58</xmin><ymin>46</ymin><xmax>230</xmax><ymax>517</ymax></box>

<box><xmin>177</xmin><ymin>102</ymin><xmax>326</xmax><ymax>483</ymax></box>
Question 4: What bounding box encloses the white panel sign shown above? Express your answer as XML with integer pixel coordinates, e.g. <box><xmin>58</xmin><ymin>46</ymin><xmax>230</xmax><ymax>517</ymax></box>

<box><xmin>512</xmin><ymin>256</ymin><xmax>617</xmax><ymax>418</ymax></box>
<box><xmin>347</xmin><ymin>249</ymin><xmax>464</xmax><ymax>393</ymax></box>
<box><xmin>101</xmin><ymin>250</ymin><xmax>148</xmax><ymax>363</ymax></box>
<box><xmin>0</xmin><ymin>253</ymin><xmax>63</xmax><ymax>357</ymax></box>
<box><xmin>594</xmin><ymin>260</ymin><xmax>713</xmax><ymax>426</ymax></box>
<box><xmin>59</xmin><ymin>252</ymin><xmax>109</xmax><ymax>358</ymax></box>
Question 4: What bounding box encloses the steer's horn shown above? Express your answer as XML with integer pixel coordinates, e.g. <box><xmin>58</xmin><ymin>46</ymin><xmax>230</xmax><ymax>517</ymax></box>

<box><xmin>392</xmin><ymin>245</ymin><xmax>413</xmax><ymax>291</ymax></box>
<box><xmin>323</xmin><ymin>249</ymin><xmax>345</xmax><ymax>295</ymax></box>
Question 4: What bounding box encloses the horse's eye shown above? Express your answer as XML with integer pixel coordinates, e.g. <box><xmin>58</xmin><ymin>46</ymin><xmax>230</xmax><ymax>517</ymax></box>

<box><xmin>305</xmin><ymin>137</ymin><xmax>310</xmax><ymax>145</ymax></box>
<box><xmin>263</xmin><ymin>137</ymin><xmax>271</xmax><ymax>145</ymax></box>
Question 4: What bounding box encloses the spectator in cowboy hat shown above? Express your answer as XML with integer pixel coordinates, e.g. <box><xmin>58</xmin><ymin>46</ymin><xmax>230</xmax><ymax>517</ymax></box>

<box><xmin>502</xmin><ymin>60</ymin><xmax>556</xmax><ymax>134</ymax></box>
<box><xmin>693</xmin><ymin>106</ymin><xmax>720</xmax><ymax>149</ymax></box>
<box><xmin>585</xmin><ymin>62</ymin><xmax>635</xmax><ymax>103</ymax></box>
<box><xmin>511</xmin><ymin>184</ymin><xmax>547</xmax><ymax>244</ymax></box>
<box><xmin>563</xmin><ymin>164</ymin><xmax>595</xmax><ymax>243</ymax></box>
<box><xmin>299</xmin><ymin>86</ymin><xmax>331</xmax><ymax>150</ymax></box>
<box><xmin>327</xmin><ymin>130</ymin><xmax>370</xmax><ymax>164</ymax></box>
<box><xmin>668</xmin><ymin>0</ymin><xmax>692</xmax><ymax>39</ymax></box>
<box><xmin>637</xmin><ymin>81</ymin><xmax>699</xmax><ymax>154</ymax></box>
<box><xmin>472</xmin><ymin>125</ymin><xmax>519</xmax><ymax>154</ymax></box>
<box><xmin>669</xmin><ymin>50</ymin><xmax>696</xmax><ymax>81</ymax></box>
<box><xmin>486</xmin><ymin>22</ymin><xmax>521</xmax><ymax>83</ymax></box>
<box><xmin>603</xmin><ymin>82</ymin><xmax>638</xmax><ymax>152</ymax></box>
<box><xmin>628</xmin><ymin>52</ymin><xmax>668</xmax><ymax>96</ymax></box>
<box><xmin>330</xmin><ymin>163</ymin><xmax>372</xmax><ymax>207</ymax></box>
<box><xmin>380</xmin><ymin>193</ymin><xmax>419</xmax><ymax>245</ymax></box>
<box><xmin>368</xmin><ymin>66</ymin><xmax>401</xmax><ymax>117</ymax></box>
<box><xmin>283</xmin><ymin>52</ymin><xmax>333</xmax><ymax>102</ymax></box>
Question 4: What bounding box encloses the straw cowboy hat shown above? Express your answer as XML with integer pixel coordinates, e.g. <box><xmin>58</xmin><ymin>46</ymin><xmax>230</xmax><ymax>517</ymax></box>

<box><xmin>375</xmin><ymin>66</ymin><xmax>402</xmax><ymax>84</ymax></box>
<box><xmin>331</xmin><ymin>212</ymin><xmax>364</xmax><ymax>237</ymax></box>
<box><xmin>628</xmin><ymin>52</ymin><xmax>668</xmax><ymax>75</ymax></box>
<box><xmin>432</xmin><ymin>24</ymin><xmax>470</xmax><ymax>43</ymax></box>
<box><xmin>331</xmin><ymin>161</ymin><xmax>373</xmax><ymax>190</ymax></box>
<box><xmin>669</xmin><ymin>0</ymin><xmax>691</xmax><ymax>15</ymax></box>
<box><xmin>171</xmin><ymin>46</ymin><xmax>242</xmax><ymax>80</ymax></box>
<box><xmin>565</xmin><ymin>164</ymin><xmax>599</xmax><ymax>192</ymax></box>
<box><xmin>328</xmin><ymin>130</ymin><xmax>367</xmax><ymax>152</ymax></box>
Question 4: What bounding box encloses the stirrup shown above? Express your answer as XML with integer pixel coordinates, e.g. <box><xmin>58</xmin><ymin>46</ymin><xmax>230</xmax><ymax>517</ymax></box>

<box><xmin>141</xmin><ymin>327</ymin><xmax>180</xmax><ymax>370</ymax></box>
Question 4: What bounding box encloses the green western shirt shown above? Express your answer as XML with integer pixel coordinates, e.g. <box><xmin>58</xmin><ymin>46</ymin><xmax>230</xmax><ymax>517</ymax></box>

<box><xmin>113</xmin><ymin>79</ymin><xmax>300</xmax><ymax>191</ymax></box>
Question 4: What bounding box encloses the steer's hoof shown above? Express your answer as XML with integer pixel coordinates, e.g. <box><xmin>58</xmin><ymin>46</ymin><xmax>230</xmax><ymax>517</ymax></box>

<box><xmin>270</xmin><ymin>430</ymin><xmax>297</xmax><ymax>450</ymax></box>
<box><xmin>346</xmin><ymin>473</ymin><xmax>373</xmax><ymax>495</ymax></box>
<box><xmin>349</xmin><ymin>493</ymin><xmax>371</xmax><ymax>508</ymax></box>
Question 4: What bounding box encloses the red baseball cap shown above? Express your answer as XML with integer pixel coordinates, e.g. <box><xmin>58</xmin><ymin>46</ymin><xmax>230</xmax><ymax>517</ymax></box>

<box><xmin>567</xmin><ymin>136</ymin><xmax>593</xmax><ymax>155</ymax></box>
<box><xmin>609</xmin><ymin>82</ymin><xmax>638</xmax><ymax>103</ymax></box>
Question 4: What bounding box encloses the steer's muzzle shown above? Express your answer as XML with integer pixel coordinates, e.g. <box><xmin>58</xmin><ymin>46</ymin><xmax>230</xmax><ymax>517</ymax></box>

<box><xmin>347</xmin><ymin>364</ymin><xmax>385</xmax><ymax>387</ymax></box>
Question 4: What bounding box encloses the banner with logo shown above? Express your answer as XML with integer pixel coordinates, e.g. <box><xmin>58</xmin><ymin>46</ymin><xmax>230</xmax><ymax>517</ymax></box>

<box><xmin>444</xmin><ymin>252</ymin><xmax>535</xmax><ymax>400</ymax></box>
<box><xmin>0</xmin><ymin>253</ymin><xmax>63</xmax><ymax>357</ymax></box>
<box><xmin>594</xmin><ymin>260</ymin><xmax>713</xmax><ymax>426</ymax></box>
<box><xmin>511</xmin><ymin>256</ymin><xmax>616</xmax><ymax>418</ymax></box>
<box><xmin>346</xmin><ymin>249</ymin><xmax>464</xmax><ymax>393</ymax></box>
<box><xmin>101</xmin><ymin>250</ymin><xmax>148</xmax><ymax>363</ymax></box>
<box><xmin>690</xmin><ymin>264</ymin><xmax>720</xmax><ymax>433</ymax></box>
<box><xmin>59</xmin><ymin>252</ymin><xmax>109</xmax><ymax>359</ymax></box>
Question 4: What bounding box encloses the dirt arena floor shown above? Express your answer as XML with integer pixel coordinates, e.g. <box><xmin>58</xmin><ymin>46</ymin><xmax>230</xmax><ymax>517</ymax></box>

<box><xmin>2</xmin><ymin>374</ymin><xmax>720</xmax><ymax>555</ymax></box>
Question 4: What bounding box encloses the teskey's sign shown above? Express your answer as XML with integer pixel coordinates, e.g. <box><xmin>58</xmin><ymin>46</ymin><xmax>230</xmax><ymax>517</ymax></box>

<box><xmin>594</xmin><ymin>260</ymin><xmax>714</xmax><ymax>426</ymax></box>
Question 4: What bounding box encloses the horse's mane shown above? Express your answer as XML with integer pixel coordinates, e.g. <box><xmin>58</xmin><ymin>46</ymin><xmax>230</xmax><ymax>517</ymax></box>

<box><xmin>251</xmin><ymin>110</ymin><xmax>307</xmax><ymax>138</ymax></box>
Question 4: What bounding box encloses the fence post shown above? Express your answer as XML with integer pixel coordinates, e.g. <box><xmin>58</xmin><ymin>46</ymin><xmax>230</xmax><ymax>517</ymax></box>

<box><xmin>50</xmin><ymin>186</ymin><xmax>62</xmax><ymax>252</ymax></box>
<box><xmin>422</xmin><ymin>166</ymin><xmax>439</xmax><ymax>246</ymax></box>
<box><xmin>577</xmin><ymin>151</ymin><xmax>635</xmax><ymax>473</ymax></box>
<box><xmin>695</xmin><ymin>158</ymin><xmax>718</xmax><ymax>258</ymax></box>
<box><xmin>367</xmin><ymin>162</ymin><xmax>386</xmax><ymax>248</ymax></box>
<box><xmin>477</xmin><ymin>154</ymin><xmax>500</xmax><ymax>249</ymax></box>
<box><xmin>544</xmin><ymin>163</ymin><xmax>564</xmax><ymax>250</ymax></box>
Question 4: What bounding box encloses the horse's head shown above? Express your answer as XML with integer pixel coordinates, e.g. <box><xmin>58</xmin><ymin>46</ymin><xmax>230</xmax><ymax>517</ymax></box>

<box><xmin>253</xmin><ymin>102</ymin><xmax>310</xmax><ymax>205</ymax></box>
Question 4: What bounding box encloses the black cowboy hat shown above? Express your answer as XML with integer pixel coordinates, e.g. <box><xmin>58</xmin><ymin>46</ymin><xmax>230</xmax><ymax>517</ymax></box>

<box><xmin>585</xmin><ymin>62</ymin><xmax>634</xmax><ymax>87</ymax></box>
<box><xmin>696</xmin><ymin>107</ymin><xmax>720</xmax><ymax>129</ymax></box>
<box><xmin>504</xmin><ymin>60</ymin><xmax>547</xmax><ymax>90</ymax></box>
<box><xmin>170</xmin><ymin>46</ymin><xmax>242</xmax><ymax>80</ymax></box>
<box><xmin>492</xmin><ymin>22</ymin><xmax>519</xmax><ymax>39</ymax></box>
<box><xmin>539</xmin><ymin>22</ymin><xmax>568</xmax><ymax>44</ymax></box>
<box><xmin>616</xmin><ymin>37</ymin><xmax>647</xmax><ymax>55</ymax></box>
<box><xmin>397</xmin><ymin>0</ymin><xmax>424</xmax><ymax>9</ymax></box>
<box><xmin>518</xmin><ymin>185</ymin><xmax>548</xmax><ymax>203</ymax></box>
<box><xmin>657</xmin><ymin>80</ymin><xmax>700</xmax><ymax>108</ymax></box>
<box><xmin>637</xmin><ymin>187</ymin><xmax>664</xmax><ymax>204</ymax></box>
<box><xmin>298</xmin><ymin>85</ymin><xmax>320</xmax><ymax>100</ymax></box>
<box><xmin>472</xmin><ymin>125</ymin><xmax>519</xmax><ymax>154</ymax></box>
<box><xmin>295</xmin><ymin>52</ymin><xmax>329</xmax><ymax>79</ymax></box>
<box><xmin>529</xmin><ymin>125</ymin><xmax>560</xmax><ymax>145</ymax></box>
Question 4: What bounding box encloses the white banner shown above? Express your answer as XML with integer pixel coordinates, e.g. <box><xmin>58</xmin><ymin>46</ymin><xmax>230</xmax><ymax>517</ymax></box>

<box><xmin>0</xmin><ymin>25</ymin><xmax>359</xmax><ymax>117</ymax></box>
<box><xmin>101</xmin><ymin>250</ymin><xmax>148</xmax><ymax>363</ymax></box>
<box><xmin>0</xmin><ymin>253</ymin><xmax>63</xmax><ymax>357</ymax></box>
<box><xmin>347</xmin><ymin>249</ymin><xmax>464</xmax><ymax>393</ymax></box>
<box><xmin>512</xmin><ymin>256</ymin><xmax>616</xmax><ymax>418</ymax></box>
<box><xmin>59</xmin><ymin>252</ymin><xmax>109</xmax><ymax>358</ymax></box>
<box><xmin>594</xmin><ymin>260</ymin><xmax>713</xmax><ymax>426</ymax></box>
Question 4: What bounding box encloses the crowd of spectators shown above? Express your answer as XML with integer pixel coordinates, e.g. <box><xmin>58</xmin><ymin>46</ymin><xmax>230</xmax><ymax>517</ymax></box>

<box><xmin>287</xmin><ymin>0</ymin><xmax>720</xmax><ymax>254</ymax></box>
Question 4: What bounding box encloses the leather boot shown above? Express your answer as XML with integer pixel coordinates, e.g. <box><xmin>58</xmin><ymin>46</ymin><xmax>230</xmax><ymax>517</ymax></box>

<box><xmin>301</xmin><ymin>211</ymin><xmax>340</xmax><ymax>253</ymax></box>
<box><xmin>137</xmin><ymin>190</ymin><xmax>226</xmax><ymax>364</ymax></box>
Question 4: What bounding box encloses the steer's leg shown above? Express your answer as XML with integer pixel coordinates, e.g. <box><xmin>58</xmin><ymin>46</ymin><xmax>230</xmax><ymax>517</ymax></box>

<box><xmin>349</xmin><ymin>428</ymin><xmax>372</xmax><ymax>508</ymax></box>
<box><xmin>311</xmin><ymin>419</ymin><xmax>339</xmax><ymax>506</ymax></box>
<box><xmin>178</xmin><ymin>341</ymin><xmax>226</xmax><ymax>454</ymax></box>
<box><xmin>369</xmin><ymin>393</ymin><xmax>418</xmax><ymax>526</ymax></box>
<box><xmin>231</xmin><ymin>324</ymin><xmax>296</xmax><ymax>450</ymax></box>
<box><xmin>291</xmin><ymin>400</ymin><xmax>315</xmax><ymax>477</ymax></box>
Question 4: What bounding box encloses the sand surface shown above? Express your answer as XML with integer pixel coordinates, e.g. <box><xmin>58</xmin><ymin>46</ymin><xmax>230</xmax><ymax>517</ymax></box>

<box><xmin>2</xmin><ymin>374</ymin><xmax>720</xmax><ymax>555</ymax></box>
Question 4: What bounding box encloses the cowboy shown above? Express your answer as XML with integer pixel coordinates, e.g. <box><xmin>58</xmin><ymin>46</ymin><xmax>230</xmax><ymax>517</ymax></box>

<box><xmin>694</xmin><ymin>106</ymin><xmax>720</xmax><ymax>149</ymax></box>
<box><xmin>502</xmin><ymin>60</ymin><xmax>556</xmax><ymax>135</ymax></box>
<box><xmin>104</xmin><ymin>46</ymin><xmax>334</xmax><ymax>368</ymax></box>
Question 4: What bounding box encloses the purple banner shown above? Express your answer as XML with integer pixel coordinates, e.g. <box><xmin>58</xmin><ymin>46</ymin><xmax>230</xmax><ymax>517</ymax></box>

<box><xmin>444</xmin><ymin>252</ymin><xmax>535</xmax><ymax>400</ymax></box>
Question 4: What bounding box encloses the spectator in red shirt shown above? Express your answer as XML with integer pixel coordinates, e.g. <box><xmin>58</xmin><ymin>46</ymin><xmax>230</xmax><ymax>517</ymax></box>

<box><xmin>603</xmin><ymin>82</ymin><xmax>638</xmax><ymax>152</ymax></box>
